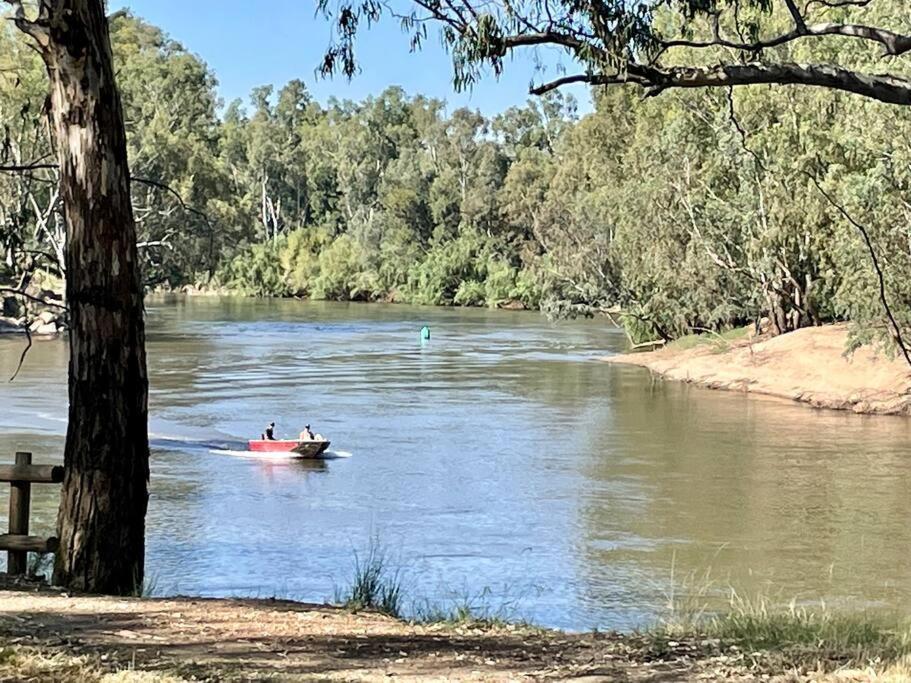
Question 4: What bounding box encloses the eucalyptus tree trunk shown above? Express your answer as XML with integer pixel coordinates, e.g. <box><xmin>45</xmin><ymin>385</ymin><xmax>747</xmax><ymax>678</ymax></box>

<box><xmin>12</xmin><ymin>0</ymin><xmax>149</xmax><ymax>594</ymax></box>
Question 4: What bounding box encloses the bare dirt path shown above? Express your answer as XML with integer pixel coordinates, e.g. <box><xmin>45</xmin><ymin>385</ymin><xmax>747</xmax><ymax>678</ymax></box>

<box><xmin>0</xmin><ymin>588</ymin><xmax>762</xmax><ymax>682</ymax></box>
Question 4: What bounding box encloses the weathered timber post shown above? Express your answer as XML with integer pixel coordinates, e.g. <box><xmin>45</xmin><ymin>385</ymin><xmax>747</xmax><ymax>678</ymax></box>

<box><xmin>8</xmin><ymin>452</ymin><xmax>31</xmax><ymax>575</ymax></box>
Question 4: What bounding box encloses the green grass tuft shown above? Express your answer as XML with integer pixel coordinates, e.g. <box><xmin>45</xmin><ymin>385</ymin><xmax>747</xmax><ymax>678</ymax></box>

<box><xmin>412</xmin><ymin>587</ymin><xmax>524</xmax><ymax>628</ymax></box>
<box><xmin>336</xmin><ymin>535</ymin><xmax>404</xmax><ymax>618</ymax></box>
<box><xmin>701</xmin><ymin>594</ymin><xmax>911</xmax><ymax>661</ymax></box>
<box><xmin>652</xmin><ymin>557</ymin><xmax>911</xmax><ymax>669</ymax></box>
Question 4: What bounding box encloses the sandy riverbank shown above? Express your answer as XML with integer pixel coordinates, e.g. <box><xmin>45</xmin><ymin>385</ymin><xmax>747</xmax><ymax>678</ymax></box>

<box><xmin>606</xmin><ymin>324</ymin><xmax>911</xmax><ymax>415</ymax></box>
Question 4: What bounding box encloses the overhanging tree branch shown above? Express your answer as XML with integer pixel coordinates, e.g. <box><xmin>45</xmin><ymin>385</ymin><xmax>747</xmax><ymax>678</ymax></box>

<box><xmin>0</xmin><ymin>286</ymin><xmax>67</xmax><ymax>309</ymax></box>
<box><xmin>320</xmin><ymin>0</ymin><xmax>911</xmax><ymax>106</ymax></box>
<box><xmin>0</xmin><ymin>163</ymin><xmax>57</xmax><ymax>172</ymax></box>
<box><xmin>543</xmin><ymin>62</ymin><xmax>911</xmax><ymax>106</ymax></box>
<box><xmin>654</xmin><ymin>22</ymin><xmax>911</xmax><ymax>59</ymax></box>
<box><xmin>530</xmin><ymin>72</ymin><xmax>645</xmax><ymax>95</ymax></box>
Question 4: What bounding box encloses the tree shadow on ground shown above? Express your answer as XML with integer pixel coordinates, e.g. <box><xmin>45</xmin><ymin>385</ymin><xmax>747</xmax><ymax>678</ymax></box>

<box><xmin>0</xmin><ymin>597</ymin><xmax>701</xmax><ymax>681</ymax></box>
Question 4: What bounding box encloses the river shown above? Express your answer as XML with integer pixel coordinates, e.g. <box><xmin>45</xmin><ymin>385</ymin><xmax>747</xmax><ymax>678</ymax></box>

<box><xmin>2</xmin><ymin>296</ymin><xmax>911</xmax><ymax>631</ymax></box>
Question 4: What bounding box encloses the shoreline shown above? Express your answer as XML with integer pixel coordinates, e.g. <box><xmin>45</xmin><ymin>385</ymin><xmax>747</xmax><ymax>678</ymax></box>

<box><xmin>0</xmin><ymin>285</ymin><xmax>538</xmax><ymax>337</ymax></box>
<box><xmin>151</xmin><ymin>285</ymin><xmax>533</xmax><ymax>311</ymax></box>
<box><xmin>605</xmin><ymin>323</ymin><xmax>911</xmax><ymax>416</ymax></box>
<box><xmin>1</xmin><ymin>586</ymin><xmax>908</xmax><ymax>681</ymax></box>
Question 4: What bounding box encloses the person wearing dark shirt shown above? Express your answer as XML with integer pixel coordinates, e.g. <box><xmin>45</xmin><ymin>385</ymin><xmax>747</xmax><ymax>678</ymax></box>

<box><xmin>264</xmin><ymin>422</ymin><xmax>276</xmax><ymax>440</ymax></box>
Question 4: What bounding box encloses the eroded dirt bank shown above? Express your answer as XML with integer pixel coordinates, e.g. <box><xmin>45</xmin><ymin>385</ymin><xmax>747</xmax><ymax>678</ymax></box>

<box><xmin>606</xmin><ymin>324</ymin><xmax>911</xmax><ymax>415</ymax></box>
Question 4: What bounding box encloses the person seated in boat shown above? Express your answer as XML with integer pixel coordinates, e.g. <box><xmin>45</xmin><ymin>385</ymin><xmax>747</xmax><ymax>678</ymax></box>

<box><xmin>299</xmin><ymin>425</ymin><xmax>315</xmax><ymax>441</ymax></box>
<box><xmin>263</xmin><ymin>422</ymin><xmax>276</xmax><ymax>440</ymax></box>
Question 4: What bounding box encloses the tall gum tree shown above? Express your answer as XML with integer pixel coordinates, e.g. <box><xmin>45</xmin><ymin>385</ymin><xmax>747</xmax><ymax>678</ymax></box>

<box><xmin>4</xmin><ymin>0</ymin><xmax>149</xmax><ymax>593</ymax></box>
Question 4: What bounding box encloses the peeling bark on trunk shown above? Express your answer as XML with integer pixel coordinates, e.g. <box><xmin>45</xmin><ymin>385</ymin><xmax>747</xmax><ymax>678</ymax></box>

<box><xmin>17</xmin><ymin>0</ymin><xmax>149</xmax><ymax>594</ymax></box>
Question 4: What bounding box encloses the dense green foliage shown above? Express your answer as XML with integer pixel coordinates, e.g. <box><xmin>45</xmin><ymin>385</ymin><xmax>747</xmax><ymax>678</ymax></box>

<box><xmin>214</xmin><ymin>86</ymin><xmax>560</xmax><ymax>310</ymax></box>
<box><xmin>2</xmin><ymin>9</ymin><xmax>911</xmax><ymax>352</ymax></box>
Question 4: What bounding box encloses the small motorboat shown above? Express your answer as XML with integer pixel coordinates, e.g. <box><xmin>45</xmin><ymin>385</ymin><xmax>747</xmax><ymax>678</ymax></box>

<box><xmin>247</xmin><ymin>439</ymin><xmax>331</xmax><ymax>458</ymax></box>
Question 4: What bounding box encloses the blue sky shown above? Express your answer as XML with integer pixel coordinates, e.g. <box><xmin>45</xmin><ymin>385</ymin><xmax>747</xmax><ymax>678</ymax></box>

<box><xmin>107</xmin><ymin>0</ymin><xmax>592</xmax><ymax>117</ymax></box>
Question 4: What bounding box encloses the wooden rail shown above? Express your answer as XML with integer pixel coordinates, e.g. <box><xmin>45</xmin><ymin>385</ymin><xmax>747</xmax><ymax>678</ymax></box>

<box><xmin>1</xmin><ymin>452</ymin><xmax>62</xmax><ymax>576</ymax></box>
<box><xmin>0</xmin><ymin>464</ymin><xmax>63</xmax><ymax>484</ymax></box>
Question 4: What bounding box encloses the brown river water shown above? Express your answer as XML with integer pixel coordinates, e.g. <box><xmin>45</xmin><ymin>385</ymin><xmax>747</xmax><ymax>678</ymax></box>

<box><xmin>1</xmin><ymin>296</ymin><xmax>911</xmax><ymax>630</ymax></box>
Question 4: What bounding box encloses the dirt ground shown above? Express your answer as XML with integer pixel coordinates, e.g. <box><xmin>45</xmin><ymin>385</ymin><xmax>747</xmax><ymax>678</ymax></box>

<box><xmin>606</xmin><ymin>324</ymin><xmax>911</xmax><ymax>415</ymax></box>
<box><xmin>3</xmin><ymin>585</ymin><xmax>911</xmax><ymax>681</ymax></box>
<box><xmin>0</xmin><ymin>586</ymin><xmax>773</xmax><ymax>682</ymax></box>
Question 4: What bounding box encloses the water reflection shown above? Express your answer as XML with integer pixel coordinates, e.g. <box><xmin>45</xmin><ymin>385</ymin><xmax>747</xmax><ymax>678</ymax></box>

<box><xmin>576</xmin><ymin>371</ymin><xmax>911</xmax><ymax>626</ymax></box>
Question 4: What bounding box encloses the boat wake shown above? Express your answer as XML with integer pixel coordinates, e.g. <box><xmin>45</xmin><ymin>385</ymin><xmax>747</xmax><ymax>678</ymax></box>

<box><xmin>151</xmin><ymin>435</ymin><xmax>247</xmax><ymax>452</ymax></box>
<box><xmin>210</xmin><ymin>449</ymin><xmax>298</xmax><ymax>460</ymax></box>
<box><xmin>208</xmin><ymin>448</ymin><xmax>352</xmax><ymax>460</ymax></box>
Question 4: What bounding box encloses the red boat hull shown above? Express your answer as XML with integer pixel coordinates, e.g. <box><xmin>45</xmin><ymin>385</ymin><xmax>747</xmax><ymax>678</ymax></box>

<box><xmin>248</xmin><ymin>440</ymin><xmax>302</xmax><ymax>452</ymax></box>
<box><xmin>247</xmin><ymin>439</ymin><xmax>332</xmax><ymax>458</ymax></box>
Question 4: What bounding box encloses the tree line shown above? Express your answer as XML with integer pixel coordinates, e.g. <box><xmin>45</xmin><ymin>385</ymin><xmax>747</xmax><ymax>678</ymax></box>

<box><xmin>0</xmin><ymin>13</ymin><xmax>911</xmax><ymax>346</ymax></box>
<box><xmin>3</xmin><ymin>10</ymin><xmax>910</xmax><ymax>355</ymax></box>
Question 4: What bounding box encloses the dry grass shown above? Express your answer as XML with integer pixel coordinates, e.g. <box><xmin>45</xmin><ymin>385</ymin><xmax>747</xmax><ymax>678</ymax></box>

<box><xmin>650</xmin><ymin>565</ymin><xmax>911</xmax><ymax>681</ymax></box>
<box><xmin>4</xmin><ymin>579</ymin><xmax>911</xmax><ymax>681</ymax></box>
<box><xmin>0</xmin><ymin>646</ymin><xmax>184</xmax><ymax>682</ymax></box>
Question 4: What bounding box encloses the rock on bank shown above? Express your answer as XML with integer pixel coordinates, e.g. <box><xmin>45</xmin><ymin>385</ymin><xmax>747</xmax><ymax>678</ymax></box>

<box><xmin>605</xmin><ymin>323</ymin><xmax>911</xmax><ymax>415</ymax></box>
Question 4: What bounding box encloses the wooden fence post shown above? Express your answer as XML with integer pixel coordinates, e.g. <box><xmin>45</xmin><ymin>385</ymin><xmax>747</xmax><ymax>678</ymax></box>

<box><xmin>7</xmin><ymin>452</ymin><xmax>31</xmax><ymax>575</ymax></box>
